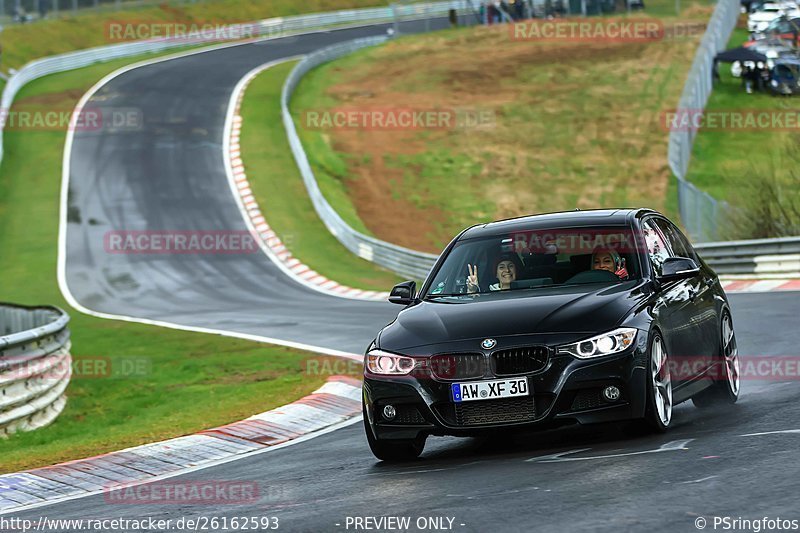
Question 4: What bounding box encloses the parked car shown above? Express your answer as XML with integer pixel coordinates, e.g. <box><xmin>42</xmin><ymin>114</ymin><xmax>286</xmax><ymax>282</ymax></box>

<box><xmin>748</xmin><ymin>2</ymin><xmax>800</xmax><ymax>33</ymax></box>
<box><xmin>363</xmin><ymin>209</ymin><xmax>740</xmax><ymax>461</ymax></box>
<box><xmin>749</xmin><ymin>15</ymin><xmax>800</xmax><ymax>44</ymax></box>
<box><xmin>769</xmin><ymin>57</ymin><xmax>800</xmax><ymax>93</ymax></box>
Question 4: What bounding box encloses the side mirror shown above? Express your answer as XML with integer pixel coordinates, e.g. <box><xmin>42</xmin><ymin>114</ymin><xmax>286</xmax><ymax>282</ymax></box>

<box><xmin>388</xmin><ymin>281</ymin><xmax>417</xmax><ymax>305</ymax></box>
<box><xmin>658</xmin><ymin>257</ymin><xmax>700</xmax><ymax>283</ymax></box>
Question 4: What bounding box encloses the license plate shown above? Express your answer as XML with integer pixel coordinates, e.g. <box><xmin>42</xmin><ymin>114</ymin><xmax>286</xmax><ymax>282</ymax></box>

<box><xmin>451</xmin><ymin>378</ymin><xmax>529</xmax><ymax>403</ymax></box>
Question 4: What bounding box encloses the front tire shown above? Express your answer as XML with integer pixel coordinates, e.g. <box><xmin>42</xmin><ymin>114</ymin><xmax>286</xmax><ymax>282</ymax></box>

<box><xmin>692</xmin><ymin>311</ymin><xmax>740</xmax><ymax>408</ymax></box>
<box><xmin>637</xmin><ymin>331</ymin><xmax>672</xmax><ymax>433</ymax></box>
<box><xmin>363</xmin><ymin>405</ymin><xmax>425</xmax><ymax>462</ymax></box>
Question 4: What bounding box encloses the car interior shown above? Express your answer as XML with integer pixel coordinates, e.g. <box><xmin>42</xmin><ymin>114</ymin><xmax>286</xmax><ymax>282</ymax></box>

<box><xmin>427</xmin><ymin>234</ymin><xmax>641</xmax><ymax>296</ymax></box>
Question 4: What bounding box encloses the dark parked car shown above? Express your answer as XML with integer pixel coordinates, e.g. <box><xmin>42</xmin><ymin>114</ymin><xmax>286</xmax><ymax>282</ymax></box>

<box><xmin>769</xmin><ymin>57</ymin><xmax>800</xmax><ymax>94</ymax></box>
<box><xmin>363</xmin><ymin>209</ymin><xmax>740</xmax><ymax>461</ymax></box>
<box><xmin>749</xmin><ymin>15</ymin><xmax>800</xmax><ymax>43</ymax></box>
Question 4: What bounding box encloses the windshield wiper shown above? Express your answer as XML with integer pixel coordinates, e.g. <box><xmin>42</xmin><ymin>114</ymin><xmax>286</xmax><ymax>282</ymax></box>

<box><xmin>424</xmin><ymin>293</ymin><xmax>471</xmax><ymax>299</ymax></box>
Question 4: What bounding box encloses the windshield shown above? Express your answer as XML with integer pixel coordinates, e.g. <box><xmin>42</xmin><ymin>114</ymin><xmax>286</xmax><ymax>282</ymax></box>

<box><xmin>774</xmin><ymin>63</ymin><xmax>800</xmax><ymax>78</ymax></box>
<box><xmin>424</xmin><ymin>226</ymin><xmax>642</xmax><ymax>300</ymax></box>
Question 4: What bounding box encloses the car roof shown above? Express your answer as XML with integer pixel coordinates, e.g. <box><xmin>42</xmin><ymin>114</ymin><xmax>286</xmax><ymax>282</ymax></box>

<box><xmin>459</xmin><ymin>208</ymin><xmax>657</xmax><ymax>239</ymax></box>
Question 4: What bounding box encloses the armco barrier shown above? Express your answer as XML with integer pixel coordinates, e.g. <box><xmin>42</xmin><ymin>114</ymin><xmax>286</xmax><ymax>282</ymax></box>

<box><xmin>0</xmin><ymin>1</ymin><xmax>467</xmax><ymax>174</ymax></box>
<box><xmin>282</xmin><ymin>36</ymin><xmax>440</xmax><ymax>280</ymax></box>
<box><xmin>696</xmin><ymin>237</ymin><xmax>800</xmax><ymax>278</ymax></box>
<box><xmin>0</xmin><ymin>304</ymin><xmax>71</xmax><ymax>436</ymax></box>
<box><xmin>0</xmin><ymin>1</ymin><xmax>465</xmax><ymax>282</ymax></box>
<box><xmin>280</xmin><ymin>28</ymin><xmax>800</xmax><ymax>282</ymax></box>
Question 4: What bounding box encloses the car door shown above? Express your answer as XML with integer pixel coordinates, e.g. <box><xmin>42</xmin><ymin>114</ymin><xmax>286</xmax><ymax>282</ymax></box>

<box><xmin>642</xmin><ymin>218</ymin><xmax>705</xmax><ymax>385</ymax></box>
<box><xmin>654</xmin><ymin>218</ymin><xmax>719</xmax><ymax>368</ymax></box>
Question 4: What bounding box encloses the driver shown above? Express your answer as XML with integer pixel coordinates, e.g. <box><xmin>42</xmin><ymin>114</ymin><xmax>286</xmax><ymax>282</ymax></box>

<box><xmin>466</xmin><ymin>253</ymin><xmax>522</xmax><ymax>292</ymax></box>
<box><xmin>591</xmin><ymin>247</ymin><xmax>629</xmax><ymax>280</ymax></box>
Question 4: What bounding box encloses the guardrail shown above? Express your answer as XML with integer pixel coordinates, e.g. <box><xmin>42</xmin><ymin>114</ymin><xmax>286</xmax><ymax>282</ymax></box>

<box><xmin>282</xmin><ymin>36</ymin><xmax>441</xmax><ymax>280</ymax></box>
<box><xmin>0</xmin><ymin>1</ymin><xmax>466</xmax><ymax>175</ymax></box>
<box><xmin>667</xmin><ymin>0</ymin><xmax>740</xmax><ymax>242</ymax></box>
<box><xmin>282</xmin><ymin>2</ymin><xmax>753</xmax><ymax>279</ymax></box>
<box><xmin>696</xmin><ymin>237</ymin><xmax>800</xmax><ymax>278</ymax></box>
<box><xmin>0</xmin><ymin>304</ymin><xmax>72</xmax><ymax>436</ymax></box>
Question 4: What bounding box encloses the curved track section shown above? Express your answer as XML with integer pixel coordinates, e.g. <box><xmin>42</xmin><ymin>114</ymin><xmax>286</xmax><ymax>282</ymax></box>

<box><xmin>48</xmin><ymin>18</ymin><xmax>800</xmax><ymax>532</ymax></box>
<box><xmin>58</xmin><ymin>26</ymin><xmax>440</xmax><ymax>354</ymax></box>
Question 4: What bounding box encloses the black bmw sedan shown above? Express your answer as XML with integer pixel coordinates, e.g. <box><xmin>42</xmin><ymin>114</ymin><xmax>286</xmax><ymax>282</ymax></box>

<box><xmin>363</xmin><ymin>209</ymin><xmax>740</xmax><ymax>461</ymax></box>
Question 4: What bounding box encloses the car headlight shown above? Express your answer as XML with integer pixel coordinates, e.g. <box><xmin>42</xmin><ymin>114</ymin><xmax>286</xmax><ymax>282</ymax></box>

<box><xmin>557</xmin><ymin>328</ymin><xmax>638</xmax><ymax>359</ymax></box>
<box><xmin>365</xmin><ymin>349</ymin><xmax>416</xmax><ymax>375</ymax></box>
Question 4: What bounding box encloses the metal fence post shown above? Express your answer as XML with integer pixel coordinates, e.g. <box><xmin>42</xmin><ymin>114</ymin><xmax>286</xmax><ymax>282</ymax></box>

<box><xmin>391</xmin><ymin>2</ymin><xmax>400</xmax><ymax>35</ymax></box>
<box><xmin>668</xmin><ymin>0</ymin><xmax>739</xmax><ymax>240</ymax></box>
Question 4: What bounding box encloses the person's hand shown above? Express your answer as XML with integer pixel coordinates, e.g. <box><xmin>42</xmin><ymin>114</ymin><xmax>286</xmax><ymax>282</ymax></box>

<box><xmin>466</xmin><ymin>264</ymin><xmax>479</xmax><ymax>293</ymax></box>
<box><xmin>615</xmin><ymin>258</ymin><xmax>629</xmax><ymax>280</ymax></box>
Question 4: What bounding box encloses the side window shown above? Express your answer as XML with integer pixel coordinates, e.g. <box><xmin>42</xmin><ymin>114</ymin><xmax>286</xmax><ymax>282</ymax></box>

<box><xmin>652</xmin><ymin>218</ymin><xmax>690</xmax><ymax>259</ymax></box>
<box><xmin>641</xmin><ymin>220</ymin><xmax>671</xmax><ymax>276</ymax></box>
<box><xmin>674</xmin><ymin>224</ymin><xmax>700</xmax><ymax>263</ymax></box>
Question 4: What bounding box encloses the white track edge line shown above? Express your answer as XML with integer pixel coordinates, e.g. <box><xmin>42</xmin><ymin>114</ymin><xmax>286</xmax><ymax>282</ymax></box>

<box><xmin>221</xmin><ymin>58</ymin><xmax>386</xmax><ymax>302</ymax></box>
<box><xmin>55</xmin><ymin>34</ymin><xmax>383</xmax><ymax>359</ymax></box>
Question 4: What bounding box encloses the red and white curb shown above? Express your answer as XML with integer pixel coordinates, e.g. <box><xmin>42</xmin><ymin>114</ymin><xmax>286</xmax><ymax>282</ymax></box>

<box><xmin>0</xmin><ymin>375</ymin><xmax>363</xmax><ymax>514</ymax></box>
<box><xmin>721</xmin><ymin>279</ymin><xmax>800</xmax><ymax>293</ymax></box>
<box><xmin>225</xmin><ymin>60</ymin><xmax>389</xmax><ymax>302</ymax></box>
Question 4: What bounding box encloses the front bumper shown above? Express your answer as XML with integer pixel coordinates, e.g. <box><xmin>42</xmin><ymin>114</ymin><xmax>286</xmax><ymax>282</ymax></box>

<box><xmin>363</xmin><ymin>334</ymin><xmax>650</xmax><ymax>441</ymax></box>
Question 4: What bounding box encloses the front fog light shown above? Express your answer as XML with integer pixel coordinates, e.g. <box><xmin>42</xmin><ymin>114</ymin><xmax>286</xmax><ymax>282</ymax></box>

<box><xmin>603</xmin><ymin>386</ymin><xmax>621</xmax><ymax>402</ymax></box>
<box><xmin>382</xmin><ymin>405</ymin><xmax>396</xmax><ymax>420</ymax></box>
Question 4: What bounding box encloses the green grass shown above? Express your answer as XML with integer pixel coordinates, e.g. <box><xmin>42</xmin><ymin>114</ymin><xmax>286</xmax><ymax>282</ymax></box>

<box><xmin>2</xmin><ymin>0</ymin><xmax>386</xmax><ymax>70</ymax></box>
<box><xmin>0</xmin><ymin>51</ymin><xmax>329</xmax><ymax>474</ymax></box>
<box><xmin>239</xmin><ymin>61</ymin><xmax>402</xmax><ymax>290</ymax></box>
<box><xmin>291</xmin><ymin>62</ymin><xmax>377</xmax><ymax>236</ymax></box>
<box><xmin>687</xmin><ymin>28</ymin><xmax>800</xmax><ymax>202</ymax></box>
<box><xmin>290</xmin><ymin>2</ymin><xmax>713</xmax><ymax>251</ymax></box>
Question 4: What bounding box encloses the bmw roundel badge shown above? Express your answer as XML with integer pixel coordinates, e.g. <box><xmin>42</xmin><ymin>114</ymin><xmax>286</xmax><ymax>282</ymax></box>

<box><xmin>481</xmin><ymin>338</ymin><xmax>497</xmax><ymax>350</ymax></box>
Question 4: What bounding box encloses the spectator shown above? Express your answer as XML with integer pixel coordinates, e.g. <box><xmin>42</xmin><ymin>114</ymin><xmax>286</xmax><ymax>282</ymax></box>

<box><xmin>514</xmin><ymin>0</ymin><xmax>525</xmax><ymax>19</ymax></box>
<box><xmin>13</xmin><ymin>5</ymin><xmax>28</xmax><ymax>24</ymax></box>
<box><xmin>753</xmin><ymin>63</ymin><xmax>764</xmax><ymax>91</ymax></box>
<box><xmin>758</xmin><ymin>62</ymin><xmax>770</xmax><ymax>91</ymax></box>
<box><xmin>500</xmin><ymin>0</ymin><xmax>512</xmax><ymax>21</ymax></box>
<box><xmin>743</xmin><ymin>65</ymin><xmax>754</xmax><ymax>94</ymax></box>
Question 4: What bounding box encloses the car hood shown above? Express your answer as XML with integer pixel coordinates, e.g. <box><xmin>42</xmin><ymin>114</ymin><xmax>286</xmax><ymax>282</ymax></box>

<box><xmin>378</xmin><ymin>281</ymin><xmax>649</xmax><ymax>353</ymax></box>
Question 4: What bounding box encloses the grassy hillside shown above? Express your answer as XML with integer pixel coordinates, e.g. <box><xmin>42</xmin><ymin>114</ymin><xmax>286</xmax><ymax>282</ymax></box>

<box><xmin>291</xmin><ymin>1</ymin><xmax>715</xmax><ymax>252</ymax></box>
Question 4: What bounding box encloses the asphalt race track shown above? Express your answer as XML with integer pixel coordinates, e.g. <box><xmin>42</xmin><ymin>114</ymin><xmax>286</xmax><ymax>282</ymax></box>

<box><xmin>13</xmin><ymin>292</ymin><xmax>800</xmax><ymax>531</ymax></box>
<box><xmin>61</xmin><ymin>22</ymin><xmax>459</xmax><ymax>354</ymax></box>
<box><xmin>43</xmin><ymin>17</ymin><xmax>800</xmax><ymax>533</ymax></box>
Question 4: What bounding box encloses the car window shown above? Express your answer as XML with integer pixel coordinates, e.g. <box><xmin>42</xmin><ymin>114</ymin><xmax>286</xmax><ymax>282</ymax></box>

<box><xmin>423</xmin><ymin>225</ymin><xmax>641</xmax><ymax>300</ymax></box>
<box><xmin>652</xmin><ymin>218</ymin><xmax>696</xmax><ymax>261</ymax></box>
<box><xmin>641</xmin><ymin>220</ymin><xmax>671</xmax><ymax>277</ymax></box>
